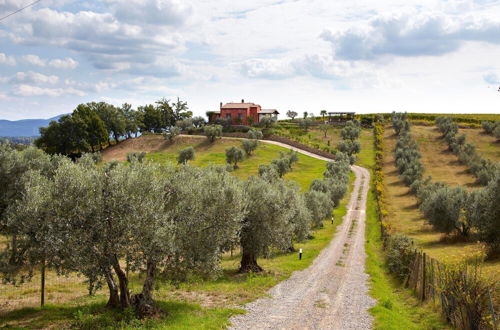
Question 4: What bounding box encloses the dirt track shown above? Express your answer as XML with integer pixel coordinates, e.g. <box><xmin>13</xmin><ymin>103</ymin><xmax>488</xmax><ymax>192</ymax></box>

<box><xmin>230</xmin><ymin>141</ymin><xmax>375</xmax><ymax>329</ymax></box>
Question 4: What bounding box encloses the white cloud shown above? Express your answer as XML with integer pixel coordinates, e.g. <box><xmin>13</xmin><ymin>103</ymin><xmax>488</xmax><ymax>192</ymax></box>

<box><xmin>12</xmin><ymin>84</ymin><xmax>86</xmax><ymax>97</ymax></box>
<box><xmin>5</xmin><ymin>6</ymin><xmax>189</xmax><ymax>74</ymax></box>
<box><xmin>483</xmin><ymin>72</ymin><xmax>500</xmax><ymax>84</ymax></box>
<box><xmin>21</xmin><ymin>55</ymin><xmax>79</xmax><ymax>69</ymax></box>
<box><xmin>6</xmin><ymin>71</ymin><xmax>59</xmax><ymax>85</ymax></box>
<box><xmin>48</xmin><ymin>57</ymin><xmax>79</xmax><ymax>69</ymax></box>
<box><xmin>105</xmin><ymin>0</ymin><xmax>192</xmax><ymax>26</ymax></box>
<box><xmin>0</xmin><ymin>53</ymin><xmax>16</xmax><ymax>65</ymax></box>
<box><xmin>321</xmin><ymin>12</ymin><xmax>500</xmax><ymax>60</ymax></box>
<box><xmin>64</xmin><ymin>79</ymin><xmax>116</xmax><ymax>92</ymax></box>
<box><xmin>22</xmin><ymin>55</ymin><xmax>46</xmax><ymax>66</ymax></box>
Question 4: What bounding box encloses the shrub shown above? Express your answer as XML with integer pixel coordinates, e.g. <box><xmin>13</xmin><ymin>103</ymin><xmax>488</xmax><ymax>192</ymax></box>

<box><xmin>163</xmin><ymin>126</ymin><xmax>181</xmax><ymax>141</ymax></box>
<box><xmin>247</xmin><ymin>129</ymin><xmax>263</xmax><ymax>140</ymax></box>
<box><xmin>177</xmin><ymin>147</ymin><xmax>194</xmax><ymax>164</ymax></box>
<box><xmin>175</xmin><ymin>118</ymin><xmax>194</xmax><ymax>131</ymax></box>
<box><xmin>127</xmin><ymin>152</ymin><xmax>146</xmax><ymax>163</ymax></box>
<box><xmin>439</xmin><ymin>263</ymin><xmax>495</xmax><ymax>329</ymax></box>
<box><xmin>481</xmin><ymin>121</ymin><xmax>497</xmax><ymax>134</ymax></box>
<box><xmin>386</xmin><ymin>235</ymin><xmax>415</xmax><ymax>281</ymax></box>
<box><xmin>259</xmin><ymin>117</ymin><xmax>275</xmax><ymax>128</ymax></box>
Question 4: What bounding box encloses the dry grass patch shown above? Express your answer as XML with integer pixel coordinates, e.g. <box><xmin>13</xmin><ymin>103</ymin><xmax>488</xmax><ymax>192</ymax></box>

<box><xmin>459</xmin><ymin>127</ymin><xmax>500</xmax><ymax>163</ymax></box>
<box><xmin>411</xmin><ymin>125</ymin><xmax>479</xmax><ymax>188</ymax></box>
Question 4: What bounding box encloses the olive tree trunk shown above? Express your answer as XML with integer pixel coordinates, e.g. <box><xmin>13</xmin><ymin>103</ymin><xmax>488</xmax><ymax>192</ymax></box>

<box><xmin>112</xmin><ymin>256</ymin><xmax>131</xmax><ymax>308</ymax></box>
<box><xmin>239</xmin><ymin>250</ymin><xmax>263</xmax><ymax>273</ymax></box>
<box><xmin>104</xmin><ymin>267</ymin><xmax>120</xmax><ymax>308</ymax></box>
<box><xmin>131</xmin><ymin>261</ymin><xmax>160</xmax><ymax>318</ymax></box>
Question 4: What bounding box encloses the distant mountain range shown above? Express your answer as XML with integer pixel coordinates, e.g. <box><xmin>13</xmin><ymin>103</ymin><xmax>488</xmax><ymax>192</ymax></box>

<box><xmin>0</xmin><ymin>114</ymin><xmax>66</xmax><ymax>137</ymax></box>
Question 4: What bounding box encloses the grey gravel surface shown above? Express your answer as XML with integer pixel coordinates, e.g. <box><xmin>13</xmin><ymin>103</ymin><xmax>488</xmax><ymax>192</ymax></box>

<box><xmin>229</xmin><ymin>144</ymin><xmax>376</xmax><ymax>329</ymax></box>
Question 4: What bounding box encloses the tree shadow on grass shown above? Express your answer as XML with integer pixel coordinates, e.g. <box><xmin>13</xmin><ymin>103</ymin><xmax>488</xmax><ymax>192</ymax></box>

<box><xmin>0</xmin><ymin>304</ymin><xmax>87</xmax><ymax>329</ymax></box>
<box><xmin>0</xmin><ymin>300</ymin><xmax>242</xmax><ymax>329</ymax></box>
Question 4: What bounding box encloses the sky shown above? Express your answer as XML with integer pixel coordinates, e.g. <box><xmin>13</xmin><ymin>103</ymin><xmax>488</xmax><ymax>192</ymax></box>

<box><xmin>0</xmin><ymin>0</ymin><xmax>499</xmax><ymax>120</ymax></box>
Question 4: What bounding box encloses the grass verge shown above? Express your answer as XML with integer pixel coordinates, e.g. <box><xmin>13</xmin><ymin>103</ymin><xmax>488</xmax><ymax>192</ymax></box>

<box><xmin>365</xmin><ymin>183</ymin><xmax>450</xmax><ymax>329</ymax></box>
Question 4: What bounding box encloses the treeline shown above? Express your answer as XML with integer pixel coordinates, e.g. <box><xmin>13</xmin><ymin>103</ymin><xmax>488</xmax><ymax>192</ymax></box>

<box><xmin>373</xmin><ymin>123</ymin><xmax>497</xmax><ymax>330</ymax></box>
<box><xmin>0</xmin><ymin>143</ymin><xmax>351</xmax><ymax>316</ymax></box>
<box><xmin>392</xmin><ymin>113</ymin><xmax>499</xmax><ymax>254</ymax></box>
<box><xmin>436</xmin><ymin>116</ymin><xmax>499</xmax><ymax>185</ymax></box>
<box><xmin>35</xmin><ymin>98</ymin><xmax>204</xmax><ymax>155</ymax></box>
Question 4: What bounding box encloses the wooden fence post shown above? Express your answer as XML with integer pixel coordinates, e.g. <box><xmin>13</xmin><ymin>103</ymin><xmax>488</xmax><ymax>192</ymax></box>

<box><xmin>488</xmin><ymin>289</ymin><xmax>498</xmax><ymax>330</ymax></box>
<box><xmin>421</xmin><ymin>253</ymin><xmax>426</xmax><ymax>301</ymax></box>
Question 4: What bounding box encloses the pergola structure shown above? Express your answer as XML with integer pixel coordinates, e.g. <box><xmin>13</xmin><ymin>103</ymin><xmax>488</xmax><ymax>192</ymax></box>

<box><xmin>327</xmin><ymin>112</ymin><xmax>355</xmax><ymax>123</ymax></box>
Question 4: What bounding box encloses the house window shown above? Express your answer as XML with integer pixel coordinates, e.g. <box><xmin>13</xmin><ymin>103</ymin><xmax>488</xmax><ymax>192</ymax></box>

<box><xmin>226</xmin><ymin>113</ymin><xmax>231</xmax><ymax>119</ymax></box>
<box><xmin>238</xmin><ymin>113</ymin><xmax>243</xmax><ymax>120</ymax></box>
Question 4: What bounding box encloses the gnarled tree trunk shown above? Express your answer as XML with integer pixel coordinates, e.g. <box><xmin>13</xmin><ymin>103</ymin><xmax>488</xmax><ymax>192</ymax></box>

<box><xmin>131</xmin><ymin>261</ymin><xmax>161</xmax><ymax>318</ymax></box>
<box><xmin>112</xmin><ymin>256</ymin><xmax>131</xmax><ymax>308</ymax></box>
<box><xmin>239</xmin><ymin>251</ymin><xmax>263</xmax><ymax>273</ymax></box>
<box><xmin>104</xmin><ymin>267</ymin><xmax>120</xmax><ymax>308</ymax></box>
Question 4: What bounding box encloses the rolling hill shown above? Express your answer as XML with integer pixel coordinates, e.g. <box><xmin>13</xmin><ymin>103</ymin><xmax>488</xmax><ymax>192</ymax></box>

<box><xmin>0</xmin><ymin>114</ymin><xmax>66</xmax><ymax>137</ymax></box>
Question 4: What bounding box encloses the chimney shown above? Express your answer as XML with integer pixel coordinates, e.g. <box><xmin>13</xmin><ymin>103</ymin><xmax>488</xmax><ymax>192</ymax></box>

<box><xmin>220</xmin><ymin>102</ymin><xmax>223</xmax><ymax>108</ymax></box>
<box><xmin>241</xmin><ymin>99</ymin><xmax>244</xmax><ymax>103</ymax></box>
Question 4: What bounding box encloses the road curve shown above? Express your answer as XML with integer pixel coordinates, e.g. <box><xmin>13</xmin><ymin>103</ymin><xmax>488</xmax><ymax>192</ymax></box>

<box><xmin>229</xmin><ymin>140</ymin><xmax>375</xmax><ymax>330</ymax></box>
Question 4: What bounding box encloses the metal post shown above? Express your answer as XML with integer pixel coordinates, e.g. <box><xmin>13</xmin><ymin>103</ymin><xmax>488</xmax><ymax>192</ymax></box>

<box><xmin>40</xmin><ymin>259</ymin><xmax>45</xmax><ymax>307</ymax></box>
<box><xmin>299</xmin><ymin>248</ymin><xmax>303</xmax><ymax>260</ymax></box>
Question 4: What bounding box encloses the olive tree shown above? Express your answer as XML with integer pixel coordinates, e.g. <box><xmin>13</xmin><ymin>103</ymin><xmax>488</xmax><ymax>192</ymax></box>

<box><xmin>175</xmin><ymin>118</ymin><xmax>194</xmax><ymax>131</ymax></box>
<box><xmin>340</xmin><ymin>121</ymin><xmax>361</xmax><ymax>141</ymax></box>
<box><xmin>177</xmin><ymin>147</ymin><xmax>195</xmax><ymax>164</ymax></box>
<box><xmin>226</xmin><ymin>146</ymin><xmax>245</xmax><ymax>169</ymax></box>
<box><xmin>204</xmin><ymin>125</ymin><xmax>222</xmax><ymax>142</ymax></box>
<box><xmin>239</xmin><ymin>176</ymin><xmax>295</xmax><ymax>272</ymax></box>
<box><xmin>337</xmin><ymin>140</ymin><xmax>360</xmax><ymax>157</ymax></box>
<box><xmin>420</xmin><ymin>185</ymin><xmax>469</xmax><ymax>236</ymax></box>
<box><xmin>305</xmin><ymin>190</ymin><xmax>333</xmax><ymax>228</ymax></box>
<box><xmin>286</xmin><ymin>110</ymin><xmax>298</xmax><ymax>120</ymax></box>
<box><xmin>241</xmin><ymin>139</ymin><xmax>258</xmax><ymax>156</ymax></box>
<box><xmin>163</xmin><ymin>126</ymin><xmax>181</xmax><ymax>141</ymax></box>
<box><xmin>247</xmin><ymin>129</ymin><xmax>263</xmax><ymax>140</ymax></box>
<box><xmin>466</xmin><ymin>175</ymin><xmax>500</xmax><ymax>254</ymax></box>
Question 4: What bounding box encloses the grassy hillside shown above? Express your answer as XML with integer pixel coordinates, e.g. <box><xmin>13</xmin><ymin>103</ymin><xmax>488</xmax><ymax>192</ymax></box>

<box><xmin>382</xmin><ymin>125</ymin><xmax>499</xmax><ymax>280</ymax></box>
<box><xmin>102</xmin><ymin>134</ymin><xmax>327</xmax><ymax>190</ymax></box>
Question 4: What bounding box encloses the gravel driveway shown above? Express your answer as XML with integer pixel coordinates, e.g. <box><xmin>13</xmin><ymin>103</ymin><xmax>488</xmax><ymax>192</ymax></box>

<box><xmin>230</xmin><ymin>141</ymin><xmax>375</xmax><ymax>330</ymax></box>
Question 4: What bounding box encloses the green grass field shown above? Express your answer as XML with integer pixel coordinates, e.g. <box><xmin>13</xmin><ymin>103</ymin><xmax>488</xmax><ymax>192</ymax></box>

<box><xmin>145</xmin><ymin>138</ymin><xmax>326</xmax><ymax>191</ymax></box>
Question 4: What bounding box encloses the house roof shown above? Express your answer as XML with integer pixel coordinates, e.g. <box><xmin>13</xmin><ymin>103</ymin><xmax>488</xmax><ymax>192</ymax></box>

<box><xmin>260</xmin><ymin>109</ymin><xmax>279</xmax><ymax>114</ymax></box>
<box><xmin>221</xmin><ymin>102</ymin><xmax>260</xmax><ymax>109</ymax></box>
